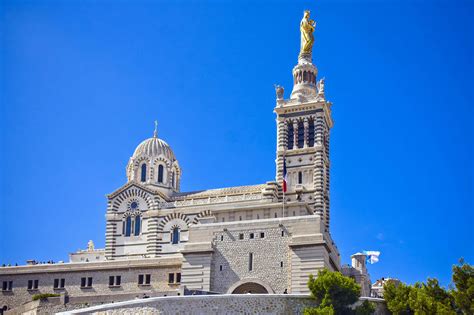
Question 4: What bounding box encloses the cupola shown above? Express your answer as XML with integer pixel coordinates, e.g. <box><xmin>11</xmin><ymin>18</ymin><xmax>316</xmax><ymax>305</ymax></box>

<box><xmin>126</xmin><ymin>121</ymin><xmax>181</xmax><ymax>195</ymax></box>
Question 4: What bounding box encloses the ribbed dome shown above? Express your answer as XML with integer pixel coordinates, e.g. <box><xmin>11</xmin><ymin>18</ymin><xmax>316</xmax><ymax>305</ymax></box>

<box><xmin>132</xmin><ymin>136</ymin><xmax>176</xmax><ymax>161</ymax></box>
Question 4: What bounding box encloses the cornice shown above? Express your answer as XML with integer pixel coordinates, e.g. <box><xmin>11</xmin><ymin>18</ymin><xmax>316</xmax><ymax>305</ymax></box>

<box><xmin>0</xmin><ymin>257</ymin><xmax>182</xmax><ymax>275</ymax></box>
<box><xmin>274</xmin><ymin>99</ymin><xmax>333</xmax><ymax>128</ymax></box>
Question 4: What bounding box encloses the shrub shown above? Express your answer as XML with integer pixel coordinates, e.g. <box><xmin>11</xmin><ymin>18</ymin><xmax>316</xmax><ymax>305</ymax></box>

<box><xmin>32</xmin><ymin>293</ymin><xmax>60</xmax><ymax>301</ymax></box>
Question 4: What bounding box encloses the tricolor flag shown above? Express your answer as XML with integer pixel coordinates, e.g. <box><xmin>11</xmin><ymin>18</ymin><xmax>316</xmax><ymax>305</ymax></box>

<box><xmin>283</xmin><ymin>156</ymin><xmax>288</xmax><ymax>193</ymax></box>
<box><xmin>363</xmin><ymin>250</ymin><xmax>381</xmax><ymax>264</ymax></box>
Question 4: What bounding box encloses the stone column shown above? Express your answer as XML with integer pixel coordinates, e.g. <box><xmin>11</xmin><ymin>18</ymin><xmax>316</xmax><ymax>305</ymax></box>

<box><xmin>105</xmin><ymin>201</ymin><xmax>117</xmax><ymax>260</ymax></box>
<box><xmin>146</xmin><ymin>216</ymin><xmax>160</xmax><ymax>257</ymax></box>
<box><xmin>143</xmin><ymin>197</ymin><xmax>161</xmax><ymax>257</ymax></box>
<box><xmin>324</xmin><ymin>129</ymin><xmax>331</xmax><ymax>229</ymax></box>
<box><xmin>277</xmin><ymin>117</ymin><xmax>287</xmax><ymax>152</ymax></box>
<box><xmin>313</xmin><ymin>116</ymin><xmax>325</xmax><ymax>221</ymax></box>
<box><xmin>275</xmin><ymin>117</ymin><xmax>287</xmax><ymax>183</ymax></box>
<box><xmin>311</xmin><ymin>115</ymin><xmax>331</xmax><ymax>229</ymax></box>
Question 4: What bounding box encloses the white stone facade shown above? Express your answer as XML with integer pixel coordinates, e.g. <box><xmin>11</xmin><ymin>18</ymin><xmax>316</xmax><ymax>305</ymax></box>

<box><xmin>0</xmin><ymin>13</ymin><xmax>360</xmax><ymax>313</ymax></box>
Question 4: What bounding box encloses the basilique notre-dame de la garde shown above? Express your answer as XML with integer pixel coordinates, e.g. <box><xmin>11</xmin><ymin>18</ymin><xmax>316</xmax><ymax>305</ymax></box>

<box><xmin>0</xmin><ymin>11</ymin><xmax>372</xmax><ymax>310</ymax></box>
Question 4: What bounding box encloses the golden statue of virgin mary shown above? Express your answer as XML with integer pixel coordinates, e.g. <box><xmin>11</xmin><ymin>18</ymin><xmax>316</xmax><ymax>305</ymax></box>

<box><xmin>299</xmin><ymin>10</ymin><xmax>316</xmax><ymax>56</ymax></box>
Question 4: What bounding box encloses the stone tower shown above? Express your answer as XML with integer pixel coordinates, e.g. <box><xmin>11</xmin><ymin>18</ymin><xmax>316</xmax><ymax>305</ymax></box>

<box><xmin>274</xmin><ymin>12</ymin><xmax>333</xmax><ymax>228</ymax></box>
<box><xmin>349</xmin><ymin>252</ymin><xmax>372</xmax><ymax>296</ymax></box>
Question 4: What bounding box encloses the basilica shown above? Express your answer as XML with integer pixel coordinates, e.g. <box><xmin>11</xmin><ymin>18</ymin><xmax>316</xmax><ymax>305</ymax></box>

<box><xmin>0</xmin><ymin>11</ymin><xmax>371</xmax><ymax>313</ymax></box>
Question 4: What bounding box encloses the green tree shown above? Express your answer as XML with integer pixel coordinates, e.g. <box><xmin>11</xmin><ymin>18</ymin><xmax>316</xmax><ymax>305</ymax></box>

<box><xmin>384</xmin><ymin>281</ymin><xmax>413</xmax><ymax>315</ymax></box>
<box><xmin>304</xmin><ymin>269</ymin><xmax>374</xmax><ymax>314</ymax></box>
<box><xmin>408</xmin><ymin>283</ymin><xmax>455</xmax><ymax>315</ymax></box>
<box><xmin>355</xmin><ymin>300</ymin><xmax>376</xmax><ymax>315</ymax></box>
<box><xmin>384</xmin><ymin>259</ymin><xmax>473</xmax><ymax>315</ymax></box>
<box><xmin>451</xmin><ymin>259</ymin><xmax>474</xmax><ymax>315</ymax></box>
<box><xmin>423</xmin><ymin>278</ymin><xmax>454</xmax><ymax>307</ymax></box>
<box><xmin>307</xmin><ymin>269</ymin><xmax>360</xmax><ymax>313</ymax></box>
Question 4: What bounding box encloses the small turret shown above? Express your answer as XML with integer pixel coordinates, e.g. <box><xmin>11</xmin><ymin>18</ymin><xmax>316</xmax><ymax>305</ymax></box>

<box><xmin>342</xmin><ymin>252</ymin><xmax>371</xmax><ymax>297</ymax></box>
<box><xmin>351</xmin><ymin>252</ymin><xmax>367</xmax><ymax>273</ymax></box>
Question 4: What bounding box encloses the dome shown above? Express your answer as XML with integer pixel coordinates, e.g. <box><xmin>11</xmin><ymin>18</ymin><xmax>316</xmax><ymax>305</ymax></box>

<box><xmin>126</xmin><ymin>123</ymin><xmax>181</xmax><ymax>193</ymax></box>
<box><xmin>132</xmin><ymin>136</ymin><xmax>176</xmax><ymax>161</ymax></box>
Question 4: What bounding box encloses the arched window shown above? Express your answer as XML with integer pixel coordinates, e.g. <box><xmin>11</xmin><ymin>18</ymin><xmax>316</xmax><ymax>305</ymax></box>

<box><xmin>140</xmin><ymin>164</ymin><xmax>147</xmax><ymax>182</ymax></box>
<box><xmin>171</xmin><ymin>171</ymin><xmax>175</xmax><ymax>188</ymax></box>
<box><xmin>308</xmin><ymin>119</ymin><xmax>315</xmax><ymax>147</ymax></box>
<box><xmin>171</xmin><ymin>227</ymin><xmax>180</xmax><ymax>245</ymax></box>
<box><xmin>125</xmin><ymin>216</ymin><xmax>132</xmax><ymax>237</ymax></box>
<box><xmin>134</xmin><ymin>216</ymin><xmax>141</xmax><ymax>236</ymax></box>
<box><xmin>287</xmin><ymin>123</ymin><xmax>294</xmax><ymax>150</ymax></box>
<box><xmin>158</xmin><ymin>165</ymin><xmax>164</xmax><ymax>183</ymax></box>
<box><xmin>298</xmin><ymin>171</ymin><xmax>303</xmax><ymax>184</ymax></box>
<box><xmin>297</xmin><ymin>121</ymin><xmax>305</xmax><ymax>148</ymax></box>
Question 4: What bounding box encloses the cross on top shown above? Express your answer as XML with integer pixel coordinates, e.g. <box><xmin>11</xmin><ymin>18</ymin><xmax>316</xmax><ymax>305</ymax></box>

<box><xmin>153</xmin><ymin>120</ymin><xmax>158</xmax><ymax>138</ymax></box>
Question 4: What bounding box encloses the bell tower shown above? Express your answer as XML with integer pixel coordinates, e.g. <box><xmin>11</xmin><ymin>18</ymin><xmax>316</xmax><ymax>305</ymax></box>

<box><xmin>274</xmin><ymin>10</ymin><xmax>333</xmax><ymax>229</ymax></box>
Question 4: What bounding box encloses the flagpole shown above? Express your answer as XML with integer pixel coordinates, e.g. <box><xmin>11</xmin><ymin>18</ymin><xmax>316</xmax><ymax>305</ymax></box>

<box><xmin>282</xmin><ymin>151</ymin><xmax>286</xmax><ymax>218</ymax></box>
<box><xmin>282</xmin><ymin>185</ymin><xmax>285</xmax><ymax>218</ymax></box>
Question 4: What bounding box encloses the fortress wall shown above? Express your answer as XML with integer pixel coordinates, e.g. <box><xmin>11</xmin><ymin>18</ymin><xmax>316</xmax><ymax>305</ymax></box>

<box><xmin>56</xmin><ymin>295</ymin><xmax>389</xmax><ymax>315</ymax></box>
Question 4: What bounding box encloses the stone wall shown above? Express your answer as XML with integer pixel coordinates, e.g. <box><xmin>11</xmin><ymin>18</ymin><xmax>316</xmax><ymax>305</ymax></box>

<box><xmin>0</xmin><ymin>258</ymin><xmax>181</xmax><ymax>311</ymax></box>
<box><xmin>211</xmin><ymin>227</ymin><xmax>289</xmax><ymax>294</ymax></box>
<box><xmin>56</xmin><ymin>295</ymin><xmax>389</xmax><ymax>315</ymax></box>
<box><xmin>181</xmin><ymin>215</ymin><xmax>340</xmax><ymax>295</ymax></box>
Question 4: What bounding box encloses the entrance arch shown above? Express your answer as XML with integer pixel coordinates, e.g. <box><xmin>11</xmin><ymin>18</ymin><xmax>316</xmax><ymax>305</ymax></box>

<box><xmin>227</xmin><ymin>279</ymin><xmax>274</xmax><ymax>294</ymax></box>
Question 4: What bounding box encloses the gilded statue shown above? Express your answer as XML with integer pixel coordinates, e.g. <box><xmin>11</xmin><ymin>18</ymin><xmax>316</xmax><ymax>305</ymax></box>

<box><xmin>300</xmin><ymin>10</ymin><xmax>316</xmax><ymax>56</ymax></box>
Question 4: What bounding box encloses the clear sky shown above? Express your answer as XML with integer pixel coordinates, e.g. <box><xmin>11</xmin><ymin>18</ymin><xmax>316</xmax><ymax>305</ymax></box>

<box><xmin>1</xmin><ymin>0</ymin><xmax>472</xmax><ymax>287</ymax></box>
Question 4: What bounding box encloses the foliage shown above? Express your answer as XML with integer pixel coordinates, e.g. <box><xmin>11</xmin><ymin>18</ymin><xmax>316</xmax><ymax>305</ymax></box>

<box><xmin>355</xmin><ymin>300</ymin><xmax>376</xmax><ymax>315</ymax></box>
<box><xmin>423</xmin><ymin>278</ymin><xmax>454</xmax><ymax>307</ymax></box>
<box><xmin>384</xmin><ymin>259</ymin><xmax>473</xmax><ymax>315</ymax></box>
<box><xmin>304</xmin><ymin>305</ymin><xmax>335</xmax><ymax>315</ymax></box>
<box><xmin>307</xmin><ymin>269</ymin><xmax>360</xmax><ymax>314</ymax></box>
<box><xmin>304</xmin><ymin>269</ymin><xmax>376</xmax><ymax>314</ymax></box>
<box><xmin>452</xmin><ymin>258</ymin><xmax>474</xmax><ymax>315</ymax></box>
<box><xmin>408</xmin><ymin>282</ymin><xmax>456</xmax><ymax>315</ymax></box>
<box><xmin>32</xmin><ymin>293</ymin><xmax>60</xmax><ymax>301</ymax></box>
<box><xmin>383</xmin><ymin>281</ymin><xmax>413</xmax><ymax>315</ymax></box>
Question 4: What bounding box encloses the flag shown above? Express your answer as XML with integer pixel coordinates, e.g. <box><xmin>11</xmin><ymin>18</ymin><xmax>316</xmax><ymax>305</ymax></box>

<box><xmin>283</xmin><ymin>156</ymin><xmax>288</xmax><ymax>193</ymax></box>
<box><xmin>363</xmin><ymin>250</ymin><xmax>380</xmax><ymax>264</ymax></box>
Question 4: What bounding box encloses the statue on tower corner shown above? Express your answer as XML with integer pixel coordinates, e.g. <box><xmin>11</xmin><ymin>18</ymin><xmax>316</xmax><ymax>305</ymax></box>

<box><xmin>274</xmin><ymin>84</ymin><xmax>284</xmax><ymax>100</ymax></box>
<box><xmin>317</xmin><ymin>78</ymin><xmax>325</xmax><ymax>95</ymax></box>
<box><xmin>299</xmin><ymin>10</ymin><xmax>316</xmax><ymax>61</ymax></box>
<box><xmin>87</xmin><ymin>240</ymin><xmax>95</xmax><ymax>251</ymax></box>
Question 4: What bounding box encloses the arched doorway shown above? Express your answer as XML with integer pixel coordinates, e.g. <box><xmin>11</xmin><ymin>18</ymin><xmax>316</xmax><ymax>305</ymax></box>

<box><xmin>231</xmin><ymin>282</ymin><xmax>268</xmax><ymax>294</ymax></box>
<box><xmin>227</xmin><ymin>279</ymin><xmax>273</xmax><ymax>294</ymax></box>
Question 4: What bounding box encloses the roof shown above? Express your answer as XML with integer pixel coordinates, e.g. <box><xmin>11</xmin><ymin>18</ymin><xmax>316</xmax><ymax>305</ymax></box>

<box><xmin>172</xmin><ymin>184</ymin><xmax>266</xmax><ymax>200</ymax></box>
<box><xmin>132</xmin><ymin>136</ymin><xmax>176</xmax><ymax>161</ymax></box>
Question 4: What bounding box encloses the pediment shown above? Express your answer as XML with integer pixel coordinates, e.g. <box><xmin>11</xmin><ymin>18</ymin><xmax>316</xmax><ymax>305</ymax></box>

<box><xmin>107</xmin><ymin>182</ymin><xmax>170</xmax><ymax>202</ymax></box>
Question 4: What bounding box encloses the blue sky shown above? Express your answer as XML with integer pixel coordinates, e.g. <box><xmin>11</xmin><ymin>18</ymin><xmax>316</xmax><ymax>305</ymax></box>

<box><xmin>1</xmin><ymin>0</ymin><xmax>472</xmax><ymax>287</ymax></box>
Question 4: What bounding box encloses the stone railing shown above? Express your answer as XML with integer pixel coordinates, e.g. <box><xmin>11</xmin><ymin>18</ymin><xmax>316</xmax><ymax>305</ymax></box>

<box><xmin>159</xmin><ymin>193</ymin><xmax>263</xmax><ymax>209</ymax></box>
